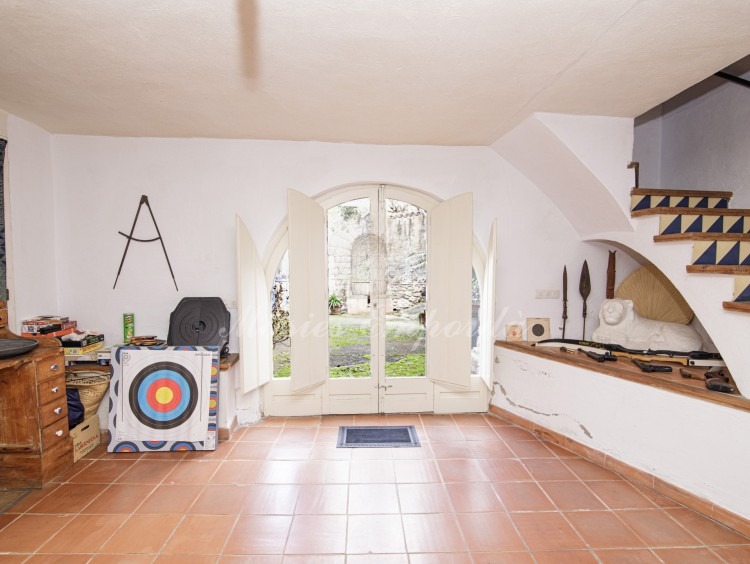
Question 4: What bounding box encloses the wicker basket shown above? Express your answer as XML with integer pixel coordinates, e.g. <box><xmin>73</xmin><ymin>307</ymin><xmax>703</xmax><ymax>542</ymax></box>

<box><xmin>65</xmin><ymin>372</ymin><xmax>111</xmax><ymax>419</ymax></box>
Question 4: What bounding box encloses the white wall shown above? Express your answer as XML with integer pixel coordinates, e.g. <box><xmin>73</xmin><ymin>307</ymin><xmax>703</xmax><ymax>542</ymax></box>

<box><xmin>494</xmin><ymin>348</ymin><xmax>750</xmax><ymax>521</ymax></box>
<box><xmin>48</xmin><ymin>135</ymin><xmax>618</xmax><ymax>350</ymax></box>
<box><xmin>633</xmin><ymin>106</ymin><xmax>662</xmax><ymax>188</ymax></box>
<box><xmin>635</xmin><ymin>65</ymin><xmax>750</xmax><ymax>207</ymax></box>
<box><xmin>6</xmin><ymin>116</ymin><xmax>58</xmax><ymax>325</ymax></box>
<box><xmin>38</xmin><ymin>132</ymin><xmax>620</xmax><ymax>428</ymax></box>
<box><xmin>492</xmin><ymin>112</ymin><xmax>750</xmax><ymax>522</ymax></box>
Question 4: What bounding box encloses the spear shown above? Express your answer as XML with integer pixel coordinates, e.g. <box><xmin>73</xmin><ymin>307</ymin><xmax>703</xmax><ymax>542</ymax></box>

<box><xmin>562</xmin><ymin>266</ymin><xmax>568</xmax><ymax>339</ymax></box>
<box><xmin>606</xmin><ymin>251</ymin><xmax>616</xmax><ymax>299</ymax></box>
<box><xmin>579</xmin><ymin>260</ymin><xmax>591</xmax><ymax>340</ymax></box>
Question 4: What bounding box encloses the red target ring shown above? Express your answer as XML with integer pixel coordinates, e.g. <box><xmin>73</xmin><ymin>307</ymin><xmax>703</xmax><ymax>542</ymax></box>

<box><xmin>145</xmin><ymin>378</ymin><xmax>183</xmax><ymax>413</ymax></box>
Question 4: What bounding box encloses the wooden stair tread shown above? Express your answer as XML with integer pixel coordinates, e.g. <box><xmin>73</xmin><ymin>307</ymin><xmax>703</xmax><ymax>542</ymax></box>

<box><xmin>631</xmin><ymin>188</ymin><xmax>733</xmax><ymax>198</ymax></box>
<box><xmin>687</xmin><ymin>265</ymin><xmax>750</xmax><ymax>275</ymax></box>
<box><xmin>632</xmin><ymin>207</ymin><xmax>750</xmax><ymax>218</ymax></box>
<box><xmin>655</xmin><ymin>233</ymin><xmax>750</xmax><ymax>243</ymax></box>
<box><xmin>723</xmin><ymin>301</ymin><xmax>750</xmax><ymax>313</ymax></box>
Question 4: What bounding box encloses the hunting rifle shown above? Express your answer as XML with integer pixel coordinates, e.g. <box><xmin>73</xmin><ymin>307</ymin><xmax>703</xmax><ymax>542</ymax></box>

<box><xmin>534</xmin><ymin>338</ymin><xmax>725</xmax><ymax>368</ymax></box>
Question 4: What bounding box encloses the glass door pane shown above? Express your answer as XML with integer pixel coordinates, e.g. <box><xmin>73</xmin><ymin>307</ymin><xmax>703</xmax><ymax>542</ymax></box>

<box><xmin>271</xmin><ymin>251</ymin><xmax>290</xmax><ymax>378</ymax></box>
<box><xmin>327</xmin><ymin>198</ymin><xmax>374</xmax><ymax>378</ymax></box>
<box><xmin>383</xmin><ymin>198</ymin><xmax>427</xmax><ymax>378</ymax></box>
<box><xmin>471</xmin><ymin>267</ymin><xmax>481</xmax><ymax>375</ymax></box>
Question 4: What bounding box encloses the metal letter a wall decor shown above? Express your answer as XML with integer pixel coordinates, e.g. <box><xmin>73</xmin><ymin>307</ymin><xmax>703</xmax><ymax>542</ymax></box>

<box><xmin>113</xmin><ymin>195</ymin><xmax>179</xmax><ymax>291</ymax></box>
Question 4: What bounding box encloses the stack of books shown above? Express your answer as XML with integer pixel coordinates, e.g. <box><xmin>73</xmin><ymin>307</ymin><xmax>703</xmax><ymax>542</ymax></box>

<box><xmin>60</xmin><ymin>332</ymin><xmax>105</xmax><ymax>356</ymax></box>
<box><xmin>21</xmin><ymin>316</ymin><xmax>78</xmax><ymax>338</ymax></box>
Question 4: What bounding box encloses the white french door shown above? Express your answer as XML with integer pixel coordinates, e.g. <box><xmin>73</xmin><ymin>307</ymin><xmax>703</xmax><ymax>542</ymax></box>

<box><xmin>323</xmin><ymin>185</ymin><xmax>434</xmax><ymax>413</ymax></box>
<box><xmin>261</xmin><ymin>185</ymin><xmax>488</xmax><ymax>416</ymax></box>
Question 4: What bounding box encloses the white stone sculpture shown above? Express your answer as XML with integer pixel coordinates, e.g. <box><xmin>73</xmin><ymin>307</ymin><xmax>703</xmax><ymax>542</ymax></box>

<box><xmin>592</xmin><ymin>298</ymin><xmax>703</xmax><ymax>352</ymax></box>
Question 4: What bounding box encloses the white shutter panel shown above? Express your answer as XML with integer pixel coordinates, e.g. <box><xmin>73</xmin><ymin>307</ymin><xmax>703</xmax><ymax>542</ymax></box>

<box><xmin>288</xmin><ymin>189</ymin><xmax>328</xmax><ymax>392</ymax></box>
<box><xmin>426</xmin><ymin>193</ymin><xmax>473</xmax><ymax>389</ymax></box>
<box><xmin>480</xmin><ymin>220</ymin><xmax>497</xmax><ymax>389</ymax></box>
<box><xmin>236</xmin><ymin>215</ymin><xmax>272</xmax><ymax>393</ymax></box>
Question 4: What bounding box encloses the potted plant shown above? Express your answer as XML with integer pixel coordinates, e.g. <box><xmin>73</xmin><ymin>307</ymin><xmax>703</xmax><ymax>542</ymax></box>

<box><xmin>328</xmin><ymin>293</ymin><xmax>343</xmax><ymax>314</ymax></box>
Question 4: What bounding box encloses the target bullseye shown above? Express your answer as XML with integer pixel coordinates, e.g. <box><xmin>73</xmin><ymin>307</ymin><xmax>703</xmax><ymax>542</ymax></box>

<box><xmin>154</xmin><ymin>385</ymin><xmax>173</xmax><ymax>405</ymax></box>
<box><xmin>129</xmin><ymin>361</ymin><xmax>198</xmax><ymax>430</ymax></box>
<box><xmin>146</xmin><ymin>378</ymin><xmax>182</xmax><ymax>413</ymax></box>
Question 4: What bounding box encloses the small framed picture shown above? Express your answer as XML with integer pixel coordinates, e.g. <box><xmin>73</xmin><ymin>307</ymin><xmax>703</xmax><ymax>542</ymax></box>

<box><xmin>506</xmin><ymin>324</ymin><xmax>523</xmax><ymax>341</ymax></box>
<box><xmin>526</xmin><ymin>318</ymin><xmax>550</xmax><ymax>342</ymax></box>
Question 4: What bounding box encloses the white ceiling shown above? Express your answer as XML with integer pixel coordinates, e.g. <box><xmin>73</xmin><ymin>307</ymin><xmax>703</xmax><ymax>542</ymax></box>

<box><xmin>0</xmin><ymin>1</ymin><xmax>748</xmax><ymax>146</ymax></box>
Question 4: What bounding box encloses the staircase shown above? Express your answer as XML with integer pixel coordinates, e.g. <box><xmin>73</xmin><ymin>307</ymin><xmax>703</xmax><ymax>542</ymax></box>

<box><xmin>630</xmin><ymin>188</ymin><xmax>750</xmax><ymax>313</ymax></box>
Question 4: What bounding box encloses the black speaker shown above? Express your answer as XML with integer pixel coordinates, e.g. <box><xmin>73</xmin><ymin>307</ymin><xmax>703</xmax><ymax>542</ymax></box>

<box><xmin>167</xmin><ymin>297</ymin><xmax>230</xmax><ymax>353</ymax></box>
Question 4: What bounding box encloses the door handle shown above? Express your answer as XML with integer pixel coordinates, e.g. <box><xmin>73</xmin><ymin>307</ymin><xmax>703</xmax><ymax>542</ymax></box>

<box><xmin>54</xmin><ymin>407</ymin><xmax>63</xmax><ymax>415</ymax></box>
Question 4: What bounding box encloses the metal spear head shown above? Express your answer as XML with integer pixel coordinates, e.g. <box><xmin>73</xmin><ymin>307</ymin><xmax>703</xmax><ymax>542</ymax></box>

<box><xmin>579</xmin><ymin>260</ymin><xmax>591</xmax><ymax>301</ymax></box>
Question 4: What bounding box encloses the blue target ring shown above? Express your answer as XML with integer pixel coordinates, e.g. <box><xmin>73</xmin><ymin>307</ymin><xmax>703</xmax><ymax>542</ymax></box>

<box><xmin>113</xmin><ymin>441</ymin><xmax>140</xmax><ymax>453</ymax></box>
<box><xmin>170</xmin><ymin>441</ymin><xmax>196</xmax><ymax>451</ymax></box>
<box><xmin>129</xmin><ymin>361</ymin><xmax>198</xmax><ymax>430</ymax></box>
<box><xmin>143</xmin><ymin>440</ymin><xmax>168</xmax><ymax>450</ymax></box>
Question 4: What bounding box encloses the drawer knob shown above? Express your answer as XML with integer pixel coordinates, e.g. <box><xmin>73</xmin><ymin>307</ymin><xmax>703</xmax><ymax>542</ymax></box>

<box><xmin>55</xmin><ymin>429</ymin><xmax>63</xmax><ymax>437</ymax></box>
<box><xmin>51</xmin><ymin>386</ymin><xmax>59</xmax><ymax>393</ymax></box>
<box><xmin>54</xmin><ymin>407</ymin><xmax>62</xmax><ymax>414</ymax></box>
<box><xmin>50</xmin><ymin>364</ymin><xmax>59</xmax><ymax>371</ymax></box>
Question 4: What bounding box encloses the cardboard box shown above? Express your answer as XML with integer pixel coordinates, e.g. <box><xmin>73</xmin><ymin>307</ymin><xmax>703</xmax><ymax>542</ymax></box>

<box><xmin>70</xmin><ymin>415</ymin><xmax>101</xmax><ymax>462</ymax></box>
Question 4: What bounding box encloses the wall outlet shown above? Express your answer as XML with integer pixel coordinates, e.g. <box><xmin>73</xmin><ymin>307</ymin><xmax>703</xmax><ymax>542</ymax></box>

<box><xmin>535</xmin><ymin>289</ymin><xmax>560</xmax><ymax>299</ymax></box>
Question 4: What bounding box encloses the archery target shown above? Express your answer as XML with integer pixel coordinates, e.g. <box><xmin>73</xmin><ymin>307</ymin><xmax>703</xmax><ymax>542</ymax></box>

<box><xmin>167</xmin><ymin>298</ymin><xmax>230</xmax><ymax>348</ymax></box>
<box><xmin>128</xmin><ymin>361</ymin><xmax>198</xmax><ymax>429</ymax></box>
<box><xmin>117</xmin><ymin>348</ymin><xmax>212</xmax><ymax>442</ymax></box>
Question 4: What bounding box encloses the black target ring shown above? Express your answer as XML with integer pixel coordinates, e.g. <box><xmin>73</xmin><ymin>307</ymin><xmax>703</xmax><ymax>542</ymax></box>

<box><xmin>128</xmin><ymin>361</ymin><xmax>199</xmax><ymax>430</ymax></box>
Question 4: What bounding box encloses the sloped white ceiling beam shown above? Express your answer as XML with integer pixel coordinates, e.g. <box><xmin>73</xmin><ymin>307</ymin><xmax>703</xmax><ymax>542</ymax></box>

<box><xmin>492</xmin><ymin>114</ymin><xmax>634</xmax><ymax>238</ymax></box>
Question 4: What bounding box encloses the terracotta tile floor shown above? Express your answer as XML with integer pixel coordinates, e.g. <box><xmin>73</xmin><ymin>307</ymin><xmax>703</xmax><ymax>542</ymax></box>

<box><xmin>1</xmin><ymin>413</ymin><xmax>749</xmax><ymax>562</ymax></box>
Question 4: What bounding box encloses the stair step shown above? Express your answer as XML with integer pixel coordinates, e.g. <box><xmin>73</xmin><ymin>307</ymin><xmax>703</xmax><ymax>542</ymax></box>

<box><xmin>735</xmin><ymin>276</ymin><xmax>750</xmax><ymax>301</ymax></box>
<box><xmin>723</xmin><ymin>301</ymin><xmax>750</xmax><ymax>313</ymax></box>
<box><xmin>657</xmin><ymin>213</ymin><xmax>750</xmax><ymax>236</ymax></box>
<box><xmin>692</xmin><ymin>241</ymin><xmax>750</xmax><ymax>267</ymax></box>
<box><xmin>631</xmin><ymin>189</ymin><xmax>732</xmax><ymax>213</ymax></box>
<box><xmin>633</xmin><ymin>207</ymin><xmax>750</xmax><ymax>218</ymax></box>
<box><xmin>654</xmin><ymin>233</ymin><xmax>750</xmax><ymax>242</ymax></box>
<box><xmin>686</xmin><ymin>265</ymin><xmax>750</xmax><ymax>275</ymax></box>
<box><xmin>631</xmin><ymin>188</ymin><xmax>734</xmax><ymax>198</ymax></box>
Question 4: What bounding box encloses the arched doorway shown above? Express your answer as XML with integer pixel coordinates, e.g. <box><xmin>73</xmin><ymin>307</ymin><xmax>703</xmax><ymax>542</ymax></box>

<box><xmin>261</xmin><ymin>183</ymin><xmax>493</xmax><ymax>415</ymax></box>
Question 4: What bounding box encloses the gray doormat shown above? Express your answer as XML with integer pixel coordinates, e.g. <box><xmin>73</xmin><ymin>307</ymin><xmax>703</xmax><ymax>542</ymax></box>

<box><xmin>337</xmin><ymin>425</ymin><xmax>420</xmax><ymax>448</ymax></box>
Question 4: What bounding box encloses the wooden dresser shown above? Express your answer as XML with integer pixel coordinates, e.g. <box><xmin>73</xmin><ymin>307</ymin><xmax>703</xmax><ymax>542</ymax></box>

<box><xmin>0</xmin><ymin>303</ymin><xmax>73</xmax><ymax>488</ymax></box>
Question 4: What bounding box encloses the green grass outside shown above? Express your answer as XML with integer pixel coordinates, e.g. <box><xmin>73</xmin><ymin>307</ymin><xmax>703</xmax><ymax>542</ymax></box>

<box><xmin>274</xmin><ymin>315</ymin><xmax>425</xmax><ymax>379</ymax></box>
<box><xmin>328</xmin><ymin>324</ymin><xmax>370</xmax><ymax>348</ymax></box>
<box><xmin>273</xmin><ymin>351</ymin><xmax>291</xmax><ymax>378</ymax></box>
<box><xmin>385</xmin><ymin>353</ymin><xmax>425</xmax><ymax>377</ymax></box>
<box><xmin>275</xmin><ymin>352</ymin><xmax>426</xmax><ymax>378</ymax></box>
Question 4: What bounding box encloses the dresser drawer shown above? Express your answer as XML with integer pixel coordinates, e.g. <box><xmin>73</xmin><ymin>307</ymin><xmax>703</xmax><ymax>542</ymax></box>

<box><xmin>38</xmin><ymin>374</ymin><xmax>66</xmax><ymax>406</ymax></box>
<box><xmin>40</xmin><ymin>395</ymin><xmax>68</xmax><ymax>428</ymax></box>
<box><xmin>36</xmin><ymin>354</ymin><xmax>64</xmax><ymax>383</ymax></box>
<box><xmin>41</xmin><ymin>420</ymin><xmax>69</xmax><ymax>449</ymax></box>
